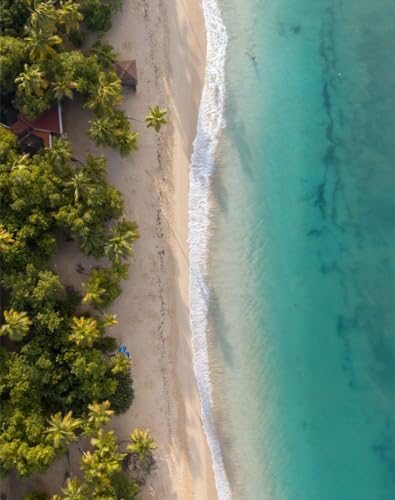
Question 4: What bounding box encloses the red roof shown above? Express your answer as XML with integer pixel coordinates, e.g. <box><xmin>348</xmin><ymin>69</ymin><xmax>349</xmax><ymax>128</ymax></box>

<box><xmin>20</xmin><ymin>107</ymin><xmax>61</xmax><ymax>134</ymax></box>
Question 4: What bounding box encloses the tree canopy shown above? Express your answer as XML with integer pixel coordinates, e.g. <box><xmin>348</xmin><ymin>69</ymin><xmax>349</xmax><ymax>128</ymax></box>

<box><xmin>0</xmin><ymin>0</ymin><xmax>160</xmax><ymax>495</ymax></box>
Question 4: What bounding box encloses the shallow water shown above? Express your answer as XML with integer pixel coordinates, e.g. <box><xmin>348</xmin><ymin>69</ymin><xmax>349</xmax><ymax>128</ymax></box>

<box><xmin>202</xmin><ymin>1</ymin><xmax>395</xmax><ymax>498</ymax></box>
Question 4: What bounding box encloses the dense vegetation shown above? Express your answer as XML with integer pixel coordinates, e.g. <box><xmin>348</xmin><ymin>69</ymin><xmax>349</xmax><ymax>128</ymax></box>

<box><xmin>0</xmin><ymin>1</ymin><xmax>166</xmax><ymax>498</ymax></box>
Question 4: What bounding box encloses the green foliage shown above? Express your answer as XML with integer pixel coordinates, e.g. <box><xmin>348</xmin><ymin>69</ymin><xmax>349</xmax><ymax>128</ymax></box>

<box><xmin>57</xmin><ymin>0</ymin><xmax>84</xmax><ymax>34</ymax></box>
<box><xmin>82</xmin><ymin>267</ymin><xmax>122</xmax><ymax>309</ymax></box>
<box><xmin>53</xmin><ymin>425</ymin><xmax>139</xmax><ymax>500</ymax></box>
<box><xmin>0</xmin><ymin>309</ymin><xmax>32</xmax><ymax>341</ymax></box>
<box><xmin>83</xmin><ymin>400</ymin><xmax>114</xmax><ymax>435</ymax></box>
<box><xmin>145</xmin><ymin>105</ymin><xmax>168</xmax><ymax>132</ymax></box>
<box><xmin>81</xmin><ymin>0</ymin><xmax>113</xmax><ymax>32</ymax></box>
<box><xmin>45</xmin><ymin>411</ymin><xmax>82</xmax><ymax>450</ymax></box>
<box><xmin>69</xmin><ymin>316</ymin><xmax>101</xmax><ymax>348</ymax></box>
<box><xmin>104</xmin><ymin>220</ymin><xmax>139</xmax><ymax>265</ymax></box>
<box><xmin>23</xmin><ymin>493</ymin><xmax>49</xmax><ymax>500</ymax></box>
<box><xmin>0</xmin><ymin>224</ymin><xmax>15</xmax><ymax>252</ymax></box>
<box><xmin>0</xmin><ymin>0</ymin><xmax>147</xmax><ymax>487</ymax></box>
<box><xmin>0</xmin><ymin>407</ymin><xmax>56</xmax><ymax>477</ymax></box>
<box><xmin>89</xmin><ymin>109</ymin><xmax>139</xmax><ymax>156</ymax></box>
<box><xmin>0</xmin><ymin>126</ymin><xmax>17</xmax><ymax>163</ymax></box>
<box><xmin>109</xmin><ymin>352</ymin><xmax>131</xmax><ymax>375</ymax></box>
<box><xmin>84</xmin><ymin>70</ymin><xmax>122</xmax><ymax>113</ymax></box>
<box><xmin>81</xmin><ymin>430</ymin><xmax>125</xmax><ymax>495</ymax></box>
<box><xmin>127</xmin><ymin>428</ymin><xmax>157</xmax><ymax>461</ymax></box>
<box><xmin>89</xmin><ymin>40</ymin><xmax>118</xmax><ymax>70</ymax></box>
<box><xmin>108</xmin><ymin>372</ymin><xmax>134</xmax><ymax>415</ymax></box>
<box><xmin>0</xmin><ymin>36</ymin><xmax>26</xmax><ymax>95</ymax></box>
<box><xmin>53</xmin><ymin>477</ymin><xmax>88</xmax><ymax>500</ymax></box>
<box><xmin>0</xmin><ymin>0</ymin><xmax>30</xmax><ymax>37</ymax></box>
<box><xmin>111</xmin><ymin>471</ymin><xmax>139</xmax><ymax>499</ymax></box>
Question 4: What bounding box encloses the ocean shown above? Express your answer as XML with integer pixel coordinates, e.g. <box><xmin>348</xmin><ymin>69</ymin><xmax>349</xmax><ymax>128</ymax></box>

<box><xmin>189</xmin><ymin>1</ymin><xmax>395</xmax><ymax>499</ymax></box>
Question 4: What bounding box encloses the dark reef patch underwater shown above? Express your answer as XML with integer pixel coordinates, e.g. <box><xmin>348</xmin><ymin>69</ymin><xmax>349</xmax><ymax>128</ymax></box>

<box><xmin>208</xmin><ymin>0</ymin><xmax>395</xmax><ymax>498</ymax></box>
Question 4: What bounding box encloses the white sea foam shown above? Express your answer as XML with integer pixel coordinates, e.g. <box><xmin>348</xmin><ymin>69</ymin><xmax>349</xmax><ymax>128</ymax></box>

<box><xmin>188</xmin><ymin>1</ymin><xmax>231</xmax><ymax>499</ymax></box>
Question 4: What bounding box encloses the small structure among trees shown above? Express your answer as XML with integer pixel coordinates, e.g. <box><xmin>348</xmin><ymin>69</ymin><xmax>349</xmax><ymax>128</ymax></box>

<box><xmin>114</xmin><ymin>60</ymin><xmax>138</xmax><ymax>89</ymax></box>
<box><xmin>1</xmin><ymin>101</ymin><xmax>63</xmax><ymax>153</ymax></box>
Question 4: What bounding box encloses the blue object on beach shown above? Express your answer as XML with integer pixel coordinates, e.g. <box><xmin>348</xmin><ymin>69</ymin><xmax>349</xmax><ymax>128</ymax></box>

<box><xmin>118</xmin><ymin>345</ymin><xmax>130</xmax><ymax>358</ymax></box>
<box><xmin>109</xmin><ymin>345</ymin><xmax>130</xmax><ymax>358</ymax></box>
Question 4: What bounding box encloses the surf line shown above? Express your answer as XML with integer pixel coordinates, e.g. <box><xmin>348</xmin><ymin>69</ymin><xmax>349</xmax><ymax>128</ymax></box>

<box><xmin>188</xmin><ymin>0</ymin><xmax>231</xmax><ymax>499</ymax></box>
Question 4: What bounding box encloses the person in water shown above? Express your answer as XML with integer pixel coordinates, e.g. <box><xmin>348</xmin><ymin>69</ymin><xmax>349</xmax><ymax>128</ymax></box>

<box><xmin>246</xmin><ymin>50</ymin><xmax>256</xmax><ymax>61</ymax></box>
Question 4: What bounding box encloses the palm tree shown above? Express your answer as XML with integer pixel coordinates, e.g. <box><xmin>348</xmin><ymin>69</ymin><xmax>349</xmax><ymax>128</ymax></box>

<box><xmin>0</xmin><ymin>225</ymin><xmax>15</xmax><ymax>253</ymax></box>
<box><xmin>65</xmin><ymin>170</ymin><xmax>92</xmax><ymax>203</ymax></box>
<box><xmin>15</xmin><ymin>64</ymin><xmax>48</xmax><ymax>96</ymax></box>
<box><xmin>86</xmin><ymin>401</ymin><xmax>114</xmax><ymax>433</ymax></box>
<box><xmin>53</xmin><ymin>73</ymin><xmax>78</xmax><ymax>99</ymax></box>
<box><xmin>90</xmin><ymin>41</ymin><xmax>118</xmax><ymax>70</ymax></box>
<box><xmin>79</xmin><ymin>228</ymin><xmax>107</xmax><ymax>258</ymax></box>
<box><xmin>117</xmin><ymin>130</ymin><xmax>139</xmax><ymax>156</ymax></box>
<box><xmin>126</xmin><ymin>429</ymin><xmax>157</xmax><ymax>461</ymax></box>
<box><xmin>102</xmin><ymin>314</ymin><xmax>118</xmax><ymax>328</ymax></box>
<box><xmin>145</xmin><ymin>105</ymin><xmax>168</xmax><ymax>132</ymax></box>
<box><xmin>46</xmin><ymin>411</ymin><xmax>82</xmax><ymax>450</ymax></box>
<box><xmin>104</xmin><ymin>221</ymin><xmax>138</xmax><ymax>265</ymax></box>
<box><xmin>10</xmin><ymin>153</ymin><xmax>31</xmax><ymax>172</ymax></box>
<box><xmin>25</xmin><ymin>27</ymin><xmax>62</xmax><ymax>61</ymax></box>
<box><xmin>88</xmin><ymin>116</ymin><xmax>114</xmax><ymax>147</ymax></box>
<box><xmin>30</xmin><ymin>0</ymin><xmax>58</xmax><ymax>33</ymax></box>
<box><xmin>46</xmin><ymin>137</ymin><xmax>72</xmax><ymax>167</ymax></box>
<box><xmin>0</xmin><ymin>310</ymin><xmax>31</xmax><ymax>341</ymax></box>
<box><xmin>57</xmin><ymin>477</ymin><xmax>88</xmax><ymax>500</ymax></box>
<box><xmin>69</xmin><ymin>316</ymin><xmax>100</xmax><ymax>347</ymax></box>
<box><xmin>85</xmin><ymin>72</ymin><xmax>121</xmax><ymax>113</ymax></box>
<box><xmin>110</xmin><ymin>353</ymin><xmax>131</xmax><ymax>375</ymax></box>
<box><xmin>82</xmin><ymin>271</ymin><xmax>107</xmax><ymax>308</ymax></box>
<box><xmin>82</xmin><ymin>430</ymin><xmax>125</xmax><ymax>493</ymax></box>
<box><xmin>58</xmin><ymin>0</ymin><xmax>84</xmax><ymax>34</ymax></box>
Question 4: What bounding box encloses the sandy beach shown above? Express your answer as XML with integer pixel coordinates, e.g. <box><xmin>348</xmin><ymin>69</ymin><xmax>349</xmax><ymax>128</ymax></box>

<box><xmin>4</xmin><ymin>0</ymin><xmax>217</xmax><ymax>498</ymax></box>
<box><xmin>103</xmin><ymin>0</ymin><xmax>217</xmax><ymax>497</ymax></box>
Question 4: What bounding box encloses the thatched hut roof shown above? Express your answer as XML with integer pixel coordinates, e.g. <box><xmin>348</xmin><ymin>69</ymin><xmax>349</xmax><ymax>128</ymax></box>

<box><xmin>115</xmin><ymin>60</ymin><xmax>138</xmax><ymax>88</ymax></box>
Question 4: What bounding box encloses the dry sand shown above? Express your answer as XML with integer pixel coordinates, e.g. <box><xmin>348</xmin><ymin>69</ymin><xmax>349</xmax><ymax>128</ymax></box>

<box><xmin>4</xmin><ymin>0</ymin><xmax>218</xmax><ymax>499</ymax></box>
<box><xmin>102</xmin><ymin>0</ymin><xmax>217</xmax><ymax>498</ymax></box>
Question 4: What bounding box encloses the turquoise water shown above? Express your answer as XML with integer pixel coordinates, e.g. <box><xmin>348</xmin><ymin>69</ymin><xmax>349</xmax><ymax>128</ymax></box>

<box><xmin>206</xmin><ymin>1</ymin><xmax>395</xmax><ymax>498</ymax></box>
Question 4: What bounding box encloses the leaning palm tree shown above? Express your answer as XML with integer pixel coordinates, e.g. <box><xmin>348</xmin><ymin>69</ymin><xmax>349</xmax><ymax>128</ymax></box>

<box><xmin>145</xmin><ymin>105</ymin><xmax>168</xmax><ymax>132</ymax></box>
<box><xmin>16</xmin><ymin>64</ymin><xmax>48</xmax><ymax>97</ymax></box>
<box><xmin>0</xmin><ymin>310</ymin><xmax>31</xmax><ymax>341</ymax></box>
<box><xmin>58</xmin><ymin>0</ymin><xmax>84</xmax><ymax>34</ymax></box>
<box><xmin>69</xmin><ymin>316</ymin><xmax>100</xmax><ymax>348</ymax></box>
<box><xmin>0</xmin><ymin>225</ymin><xmax>15</xmax><ymax>253</ymax></box>
<box><xmin>127</xmin><ymin>428</ymin><xmax>157</xmax><ymax>461</ymax></box>
<box><xmin>46</xmin><ymin>411</ymin><xmax>82</xmax><ymax>450</ymax></box>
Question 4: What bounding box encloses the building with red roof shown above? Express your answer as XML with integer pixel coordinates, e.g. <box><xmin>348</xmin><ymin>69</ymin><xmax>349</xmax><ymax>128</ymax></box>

<box><xmin>1</xmin><ymin>101</ymin><xmax>64</xmax><ymax>153</ymax></box>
